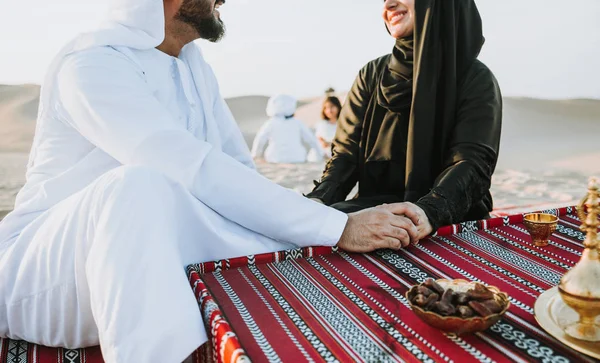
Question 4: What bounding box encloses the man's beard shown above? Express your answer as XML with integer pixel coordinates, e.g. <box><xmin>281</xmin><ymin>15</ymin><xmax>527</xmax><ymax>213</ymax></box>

<box><xmin>176</xmin><ymin>0</ymin><xmax>226</xmax><ymax>43</ymax></box>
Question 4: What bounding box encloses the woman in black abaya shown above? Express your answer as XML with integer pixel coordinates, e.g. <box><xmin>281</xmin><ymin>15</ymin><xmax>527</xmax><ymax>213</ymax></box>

<box><xmin>307</xmin><ymin>0</ymin><xmax>502</xmax><ymax>237</ymax></box>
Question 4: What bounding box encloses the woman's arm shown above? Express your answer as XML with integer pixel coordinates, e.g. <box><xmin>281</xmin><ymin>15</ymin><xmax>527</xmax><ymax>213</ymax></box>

<box><xmin>415</xmin><ymin>63</ymin><xmax>502</xmax><ymax>231</ymax></box>
<box><xmin>306</xmin><ymin>64</ymin><xmax>374</xmax><ymax>204</ymax></box>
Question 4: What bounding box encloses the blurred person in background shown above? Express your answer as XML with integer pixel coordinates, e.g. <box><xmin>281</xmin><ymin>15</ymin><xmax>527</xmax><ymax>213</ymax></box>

<box><xmin>309</xmin><ymin>95</ymin><xmax>342</xmax><ymax>161</ymax></box>
<box><xmin>251</xmin><ymin>94</ymin><xmax>323</xmax><ymax>163</ymax></box>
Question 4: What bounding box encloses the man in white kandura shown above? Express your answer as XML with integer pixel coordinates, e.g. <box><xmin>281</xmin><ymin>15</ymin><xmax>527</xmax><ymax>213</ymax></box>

<box><xmin>0</xmin><ymin>0</ymin><xmax>430</xmax><ymax>361</ymax></box>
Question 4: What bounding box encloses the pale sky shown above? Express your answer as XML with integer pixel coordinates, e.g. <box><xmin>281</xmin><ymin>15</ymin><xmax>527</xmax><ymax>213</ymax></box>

<box><xmin>1</xmin><ymin>0</ymin><xmax>599</xmax><ymax>99</ymax></box>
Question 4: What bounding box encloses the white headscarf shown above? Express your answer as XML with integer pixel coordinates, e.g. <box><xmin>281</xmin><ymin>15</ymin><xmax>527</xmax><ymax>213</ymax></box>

<box><xmin>33</xmin><ymin>0</ymin><xmax>224</xmax><ymax>162</ymax></box>
<box><xmin>266</xmin><ymin>94</ymin><xmax>297</xmax><ymax>118</ymax></box>
<box><xmin>42</xmin><ymin>0</ymin><xmax>166</xmax><ymax>86</ymax></box>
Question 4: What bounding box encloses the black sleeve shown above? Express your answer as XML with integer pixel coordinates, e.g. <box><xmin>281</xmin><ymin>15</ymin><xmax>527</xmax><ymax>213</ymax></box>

<box><xmin>306</xmin><ymin>63</ymin><xmax>375</xmax><ymax>205</ymax></box>
<box><xmin>415</xmin><ymin>64</ymin><xmax>502</xmax><ymax>230</ymax></box>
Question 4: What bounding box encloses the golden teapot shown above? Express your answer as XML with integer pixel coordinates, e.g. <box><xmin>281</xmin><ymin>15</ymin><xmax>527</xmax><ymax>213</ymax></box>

<box><xmin>558</xmin><ymin>178</ymin><xmax>600</xmax><ymax>342</ymax></box>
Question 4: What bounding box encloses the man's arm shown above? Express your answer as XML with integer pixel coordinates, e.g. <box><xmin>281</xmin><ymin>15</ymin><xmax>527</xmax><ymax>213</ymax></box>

<box><xmin>58</xmin><ymin>47</ymin><xmax>422</xmax><ymax>250</ymax></box>
<box><xmin>57</xmin><ymin>47</ymin><xmax>346</xmax><ymax>247</ymax></box>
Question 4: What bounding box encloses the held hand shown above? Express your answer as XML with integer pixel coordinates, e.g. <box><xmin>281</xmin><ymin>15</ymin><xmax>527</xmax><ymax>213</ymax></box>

<box><xmin>383</xmin><ymin>202</ymin><xmax>433</xmax><ymax>242</ymax></box>
<box><xmin>336</xmin><ymin>205</ymin><xmax>419</xmax><ymax>253</ymax></box>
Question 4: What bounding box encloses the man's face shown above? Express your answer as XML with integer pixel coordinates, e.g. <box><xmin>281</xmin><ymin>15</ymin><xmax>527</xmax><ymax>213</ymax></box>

<box><xmin>383</xmin><ymin>0</ymin><xmax>415</xmax><ymax>39</ymax></box>
<box><xmin>176</xmin><ymin>0</ymin><xmax>226</xmax><ymax>42</ymax></box>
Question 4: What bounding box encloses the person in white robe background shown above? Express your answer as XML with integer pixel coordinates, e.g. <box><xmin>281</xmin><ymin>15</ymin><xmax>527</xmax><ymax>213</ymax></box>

<box><xmin>251</xmin><ymin>94</ymin><xmax>323</xmax><ymax>163</ymax></box>
<box><xmin>0</xmin><ymin>0</ymin><xmax>433</xmax><ymax>362</ymax></box>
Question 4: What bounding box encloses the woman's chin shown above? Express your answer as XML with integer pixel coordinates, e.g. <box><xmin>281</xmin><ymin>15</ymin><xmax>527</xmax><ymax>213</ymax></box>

<box><xmin>389</xmin><ymin>26</ymin><xmax>413</xmax><ymax>40</ymax></box>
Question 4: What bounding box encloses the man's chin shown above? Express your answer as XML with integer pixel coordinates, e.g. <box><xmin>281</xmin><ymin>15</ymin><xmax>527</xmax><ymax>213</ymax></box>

<box><xmin>176</xmin><ymin>7</ymin><xmax>225</xmax><ymax>43</ymax></box>
<box><xmin>191</xmin><ymin>17</ymin><xmax>225</xmax><ymax>43</ymax></box>
<box><xmin>206</xmin><ymin>23</ymin><xmax>225</xmax><ymax>43</ymax></box>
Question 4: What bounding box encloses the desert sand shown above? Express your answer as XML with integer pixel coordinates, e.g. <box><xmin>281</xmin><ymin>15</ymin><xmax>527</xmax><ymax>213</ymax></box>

<box><xmin>1</xmin><ymin>84</ymin><xmax>599</xmax><ymax>219</ymax></box>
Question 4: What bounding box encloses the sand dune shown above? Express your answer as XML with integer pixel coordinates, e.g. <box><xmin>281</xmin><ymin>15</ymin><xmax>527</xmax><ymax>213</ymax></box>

<box><xmin>224</xmin><ymin>95</ymin><xmax>270</xmax><ymax>145</ymax></box>
<box><xmin>499</xmin><ymin>98</ymin><xmax>600</xmax><ymax>174</ymax></box>
<box><xmin>0</xmin><ymin>84</ymin><xmax>40</xmax><ymax>152</ymax></box>
<box><xmin>1</xmin><ymin>84</ymin><xmax>599</xmax><ymax>217</ymax></box>
<box><xmin>0</xmin><ymin>87</ymin><xmax>273</xmax><ymax>151</ymax></box>
<box><xmin>2</xmin><ymin>84</ymin><xmax>599</xmax><ymax>174</ymax></box>
<box><xmin>0</xmin><ymin>86</ymin><xmax>335</xmax><ymax>151</ymax></box>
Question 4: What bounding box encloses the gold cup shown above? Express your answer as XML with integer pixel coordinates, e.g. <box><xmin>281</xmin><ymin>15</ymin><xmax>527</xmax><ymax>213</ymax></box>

<box><xmin>523</xmin><ymin>213</ymin><xmax>558</xmax><ymax>247</ymax></box>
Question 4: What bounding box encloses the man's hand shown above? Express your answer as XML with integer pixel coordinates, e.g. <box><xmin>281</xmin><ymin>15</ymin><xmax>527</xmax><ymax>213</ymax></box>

<box><xmin>336</xmin><ymin>204</ymin><xmax>419</xmax><ymax>253</ymax></box>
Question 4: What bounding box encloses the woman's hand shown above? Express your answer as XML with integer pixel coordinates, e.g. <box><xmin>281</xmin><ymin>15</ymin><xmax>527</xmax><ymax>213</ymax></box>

<box><xmin>386</xmin><ymin>202</ymin><xmax>433</xmax><ymax>242</ymax></box>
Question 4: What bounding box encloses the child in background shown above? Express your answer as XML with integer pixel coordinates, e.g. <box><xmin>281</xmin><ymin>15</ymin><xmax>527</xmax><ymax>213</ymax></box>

<box><xmin>315</xmin><ymin>96</ymin><xmax>342</xmax><ymax>158</ymax></box>
<box><xmin>308</xmin><ymin>96</ymin><xmax>342</xmax><ymax>162</ymax></box>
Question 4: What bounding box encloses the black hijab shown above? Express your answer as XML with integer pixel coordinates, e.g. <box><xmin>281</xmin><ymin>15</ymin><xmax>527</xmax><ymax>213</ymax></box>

<box><xmin>375</xmin><ymin>0</ymin><xmax>485</xmax><ymax>202</ymax></box>
<box><xmin>377</xmin><ymin>37</ymin><xmax>414</xmax><ymax>112</ymax></box>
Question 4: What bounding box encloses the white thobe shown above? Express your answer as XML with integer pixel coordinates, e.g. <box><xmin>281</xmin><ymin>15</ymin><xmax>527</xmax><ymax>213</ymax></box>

<box><xmin>250</xmin><ymin>117</ymin><xmax>323</xmax><ymax>164</ymax></box>
<box><xmin>0</xmin><ymin>46</ymin><xmax>347</xmax><ymax>362</ymax></box>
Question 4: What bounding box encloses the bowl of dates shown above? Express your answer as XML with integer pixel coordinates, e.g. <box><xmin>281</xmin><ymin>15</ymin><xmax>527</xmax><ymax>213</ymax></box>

<box><xmin>405</xmin><ymin>278</ymin><xmax>510</xmax><ymax>334</ymax></box>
